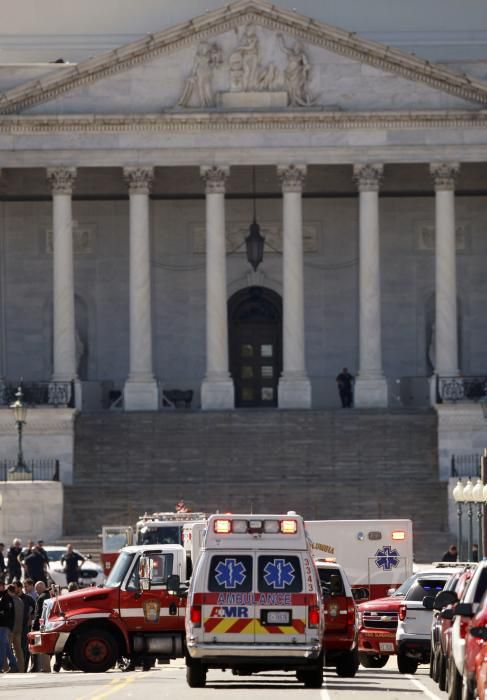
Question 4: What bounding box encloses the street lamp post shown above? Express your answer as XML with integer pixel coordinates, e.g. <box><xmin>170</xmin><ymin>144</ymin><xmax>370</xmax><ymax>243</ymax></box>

<box><xmin>452</xmin><ymin>479</ymin><xmax>465</xmax><ymax>560</ymax></box>
<box><xmin>472</xmin><ymin>478</ymin><xmax>486</xmax><ymax>560</ymax></box>
<box><xmin>463</xmin><ymin>478</ymin><xmax>474</xmax><ymax>561</ymax></box>
<box><xmin>9</xmin><ymin>385</ymin><xmax>29</xmax><ymax>473</ymax></box>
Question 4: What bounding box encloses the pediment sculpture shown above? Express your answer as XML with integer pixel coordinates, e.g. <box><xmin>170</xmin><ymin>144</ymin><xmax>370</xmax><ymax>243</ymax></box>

<box><xmin>177</xmin><ymin>25</ymin><xmax>316</xmax><ymax>109</ymax></box>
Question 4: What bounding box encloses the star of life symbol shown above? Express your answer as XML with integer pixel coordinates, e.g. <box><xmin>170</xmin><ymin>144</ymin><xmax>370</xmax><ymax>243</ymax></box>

<box><xmin>263</xmin><ymin>558</ymin><xmax>295</xmax><ymax>589</ymax></box>
<box><xmin>214</xmin><ymin>558</ymin><xmax>247</xmax><ymax>589</ymax></box>
<box><xmin>375</xmin><ymin>546</ymin><xmax>400</xmax><ymax>571</ymax></box>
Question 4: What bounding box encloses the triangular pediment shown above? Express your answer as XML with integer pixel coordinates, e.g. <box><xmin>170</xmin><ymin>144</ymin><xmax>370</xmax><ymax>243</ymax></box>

<box><xmin>1</xmin><ymin>0</ymin><xmax>487</xmax><ymax>115</ymax></box>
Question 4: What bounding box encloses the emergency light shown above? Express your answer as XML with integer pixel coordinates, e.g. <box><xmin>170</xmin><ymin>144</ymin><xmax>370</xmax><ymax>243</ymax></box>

<box><xmin>392</xmin><ymin>530</ymin><xmax>406</xmax><ymax>540</ymax></box>
<box><xmin>213</xmin><ymin>518</ymin><xmax>298</xmax><ymax>535</ymax></box>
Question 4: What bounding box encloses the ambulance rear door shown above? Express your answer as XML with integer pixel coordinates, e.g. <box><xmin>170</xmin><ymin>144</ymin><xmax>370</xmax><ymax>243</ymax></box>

<box><xmin>202</xmin><ymin>551</ymin><xmax>255</xmax><ymax>645</ymax></box>
<box><xmin>254</xmin><ymin>551</ymin><xmax>309</xmax><ymax>644</ymax></box>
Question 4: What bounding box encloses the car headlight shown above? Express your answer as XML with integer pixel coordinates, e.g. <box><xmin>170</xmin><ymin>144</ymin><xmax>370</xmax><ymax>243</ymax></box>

<box><xmin>357</xmin><ymin>611</ymin><xmax>363</xmax><ymax>627</ymax></box>
<box><xmin>43</xmin><ymin>619</ymin><xmax>67</xmax><ymax>632</ymax></box>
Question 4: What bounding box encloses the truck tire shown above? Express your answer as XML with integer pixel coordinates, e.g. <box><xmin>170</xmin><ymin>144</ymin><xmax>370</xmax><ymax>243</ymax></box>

<box><xmin>300</xmin><ymin>666</ymin><xmax>323</xmax><ymax>688</ymax></box>
<box><xmin>461</xmin><ymin>675</ymin><xmax>475</xmax><ymax>700</ymax></box>
<box><xmin>359</xmin><ymin>652</ymin><xmax>388</xmax><ymax>669</ymax></box>
<box><xmin>397</xmin><ymin>653</ymin><xmax>418</xmax><ymax>674</ymax></box>
<box><xmin>448</xmin><ymin>656</ymin><xmax>462</xmax><ymax>700</ymax></box>
<box><xmin>336</xmin><ymin>649</ymin><xmax>359</xmax><ymax>677</ymax></box>
<box><xmin>72</xmin><ymin>627</ymin><xmax>118</xmax><ymax>673</ymax></box>
<box><xmin>186</xmin><ymin>662</ymin><xmax>207</xmax><ymax>688</ymax></box>
<box><xmin>438</xmin><ymin>652</ymin><xmax>447</xmax><ymax>691</ymax></box>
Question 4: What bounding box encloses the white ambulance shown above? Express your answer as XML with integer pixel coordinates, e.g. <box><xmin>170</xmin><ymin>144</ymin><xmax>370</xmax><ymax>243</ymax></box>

<box><xmin>305</xmin><ymin>519</ymin><xmax>413</xmax><ymax>600</ymax></box>
<box><xmin>185</xmin><ymin>513</ymin><xmax>325</xmax><ymax>688</ymax></box>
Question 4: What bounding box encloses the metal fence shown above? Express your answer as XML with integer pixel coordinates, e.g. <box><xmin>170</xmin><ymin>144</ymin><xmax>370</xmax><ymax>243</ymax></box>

<box><xmin>0</xmin><ymin>381</ymin><xmax>74</xmax><ymax>407</ymax></box>
<box><xmin>438</xmin><ymin>376</ymin><xmax>487</xmax><ymax>403</ymax></box>
<box><xmin>451</xmin><ymin>454</ymin><xmax>482</xmax><ymax>478</ymax></box>
<box><xmin>0</xmin><ymin>459</ymin><xmax>60</xmax><ymax>482</ymax></box>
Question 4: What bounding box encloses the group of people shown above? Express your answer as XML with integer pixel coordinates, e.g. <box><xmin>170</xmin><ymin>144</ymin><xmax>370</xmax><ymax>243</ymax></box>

<box><xmin>0</xmin><ymin>537</ymin><xmax>84</xmax><ymax>673</ymax></box>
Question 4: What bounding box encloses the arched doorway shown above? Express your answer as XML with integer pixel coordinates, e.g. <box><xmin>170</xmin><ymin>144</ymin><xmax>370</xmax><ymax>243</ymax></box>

<box><xmin>228</xmin><ymin>287</ymin><xmax>282</xmax><ymax>408</ymax></box>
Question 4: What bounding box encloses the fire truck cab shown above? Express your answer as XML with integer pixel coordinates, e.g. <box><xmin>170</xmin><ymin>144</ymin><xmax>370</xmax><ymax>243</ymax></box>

<box><xmin>29</xmin><ymin>544</ymin><xmax>188</xmax><ymax>673</ymax></box>
<box><xmin>185</xmin><ymin>513</ymin><xmax>324</xmax><ymax>688</ymax></box>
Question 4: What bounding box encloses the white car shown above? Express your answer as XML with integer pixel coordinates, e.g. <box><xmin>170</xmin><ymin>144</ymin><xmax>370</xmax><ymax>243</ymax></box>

<box><xmin>43</xmin><ymin>546</ymin><xmax>105</xmax><ymax>588</ymax></box>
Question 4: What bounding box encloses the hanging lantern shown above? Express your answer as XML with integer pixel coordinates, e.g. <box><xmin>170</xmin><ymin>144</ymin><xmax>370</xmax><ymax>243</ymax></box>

<box><xmin>245</xmin><ymin>166</ymin><xmax>265</xmax><ymax>271</ymax></box>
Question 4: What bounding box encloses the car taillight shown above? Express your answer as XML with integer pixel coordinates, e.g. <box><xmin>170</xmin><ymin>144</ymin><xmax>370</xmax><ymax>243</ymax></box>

<box><xmin>308</xmin><ymin>606</ymin><xmax>320</xmax><ymax>628</ymax></box>
<box><xmin>460</xmin><ymin>617</ymin><xmax>470</xmax><ymax>639</ymax></box>
<box><xmin>399</xmin><ymin>605</ymin><xmax>407</xmax><ymax>621</ymax></box>
<box><xmin>190</xmin><ymin>606</ymin><xmax>202</xmax><ymax>626</ymax></box>
<box><xmin>346</xmin><ymin>598</ymin><xmax>356</xmax><ymax>626</ymax></box>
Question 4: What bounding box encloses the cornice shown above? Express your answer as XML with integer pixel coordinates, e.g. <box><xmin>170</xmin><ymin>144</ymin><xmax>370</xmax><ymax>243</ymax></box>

<box><xmin>0</xmin><ymin>110</ymin><xmax>486</xmax><ymax>134</ymax></box>
<box><xmin>0</xmin><ymin>0</ymin><xmax>487</xmax><ymax>115</ymax></box>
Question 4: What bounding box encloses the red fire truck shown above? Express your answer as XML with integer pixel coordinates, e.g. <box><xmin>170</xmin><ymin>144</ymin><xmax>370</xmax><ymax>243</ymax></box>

<box><xmin>101</xmin><ymin>507</ymin><xmax>206</xmax><ymax>576</ymax></box>
<box><xmin>28</xmin><ymin>544</ymin><xmax>189</xmax><ymax>672</ymax></box>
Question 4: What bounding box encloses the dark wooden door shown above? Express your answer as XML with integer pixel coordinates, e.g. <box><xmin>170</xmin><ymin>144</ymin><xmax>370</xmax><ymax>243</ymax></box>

<box><xmin>229</xmin><ymin>288</ymin><xmax>282</xmax><ymax>408</ymax></box>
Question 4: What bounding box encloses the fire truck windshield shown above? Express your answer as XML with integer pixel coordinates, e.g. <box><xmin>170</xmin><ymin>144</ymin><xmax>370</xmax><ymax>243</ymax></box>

<box><xmin>105</xmin><ymin>551</ymin><xmax>134</xmax><ymax>588</ymax></box>
<box><xmin>136</xmin><ymin>525</ymin><xmax>182</xmax><ymax>546</ymax></box>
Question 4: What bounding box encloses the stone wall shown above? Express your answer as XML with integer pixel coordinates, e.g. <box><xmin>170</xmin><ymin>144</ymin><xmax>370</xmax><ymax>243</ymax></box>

<box><xmin>0</xmin><ymin>481</ymin><xmax>63</xmax><ymax>544</ymax></box>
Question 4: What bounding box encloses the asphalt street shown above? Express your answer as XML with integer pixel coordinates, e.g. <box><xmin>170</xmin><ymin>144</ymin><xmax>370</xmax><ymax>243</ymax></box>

<box><xmin>0</xmin><ymin>658</ymin><xmax>448</xmax><ymax>699</ymax></box>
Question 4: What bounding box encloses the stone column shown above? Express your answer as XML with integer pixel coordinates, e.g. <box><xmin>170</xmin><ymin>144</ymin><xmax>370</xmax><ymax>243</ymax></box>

<box><xmin>200</xmin><ymin>166</ymin><xmax>234</xmax><ymax>410</ymax></box>
<box><xmin>353</xmin><ymin>164</ymin><xmax>388</xmax><ymax>408</ymax></box>
<box><xmin>430</xmin><ymin>163</ymin><xmax>460</xmax><ymax>380</ymax></box>
<box><xmin>47</xmin><ymin>168</ymin><xmax>78</xmax><ymax>383</ymax></box>
<box><xmin>123</xmin><ymin>167</ymin><xmax>158</xmax><ymax>411</ymax></box>
<box><xmin>277</xmin><ymin>164</ymin><xmax>311</xmax><ymax>409</ymax></box>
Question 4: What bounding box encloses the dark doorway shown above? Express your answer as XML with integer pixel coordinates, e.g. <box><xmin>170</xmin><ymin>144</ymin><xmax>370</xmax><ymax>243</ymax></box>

<box><xmin>229</xmin><ymin>287</ymin><xmax>282</xmax><ymax>408</ymax></box>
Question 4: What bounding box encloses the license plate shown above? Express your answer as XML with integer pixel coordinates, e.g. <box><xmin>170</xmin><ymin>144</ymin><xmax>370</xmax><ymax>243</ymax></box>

<box><xmin>263</xmin><ymin>610</ymin><xmax>291</xmax><ymax>625</ymax></box>
<box><xmin>379</xmin><ymin>642</ymin><xmax>394</xmax><ymax>652</ymax></box>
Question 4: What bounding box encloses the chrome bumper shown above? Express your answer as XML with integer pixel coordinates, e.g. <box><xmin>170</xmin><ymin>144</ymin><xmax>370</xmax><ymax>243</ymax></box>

<box><xmin>187</xmin><ymin>641</ymin><xmax>321</xmax><ymax>659</ymax></box>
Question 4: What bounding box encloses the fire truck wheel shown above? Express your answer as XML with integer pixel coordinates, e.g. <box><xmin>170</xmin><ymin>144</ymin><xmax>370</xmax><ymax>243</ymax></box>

<box><xmin>72</xmin><ymin>627</ymin><xmax>118</xmax><ymax>673</ymax></box>
<box><xmin>359</xmin><ymin>652</ymin><xmax>388</xmax><ymax>669</ymax></box>
<box><xmin>438</xmin><ymin>652</ymin><xmax>447</xmax><ymax>691</ymax></box>
<box><xmin>397</xmin><ymin>653</ymin><xmax>418</xmax><ymax>675</ymax></box>
<box><xmin>186</xmin><ymin>661</ymin><xmax>207</xmax><ymax>688</ymax></box>
<box><xmin>335</xmin><ymin>649</ymin><xmax>359</xmax><ymax>677</ymax></box>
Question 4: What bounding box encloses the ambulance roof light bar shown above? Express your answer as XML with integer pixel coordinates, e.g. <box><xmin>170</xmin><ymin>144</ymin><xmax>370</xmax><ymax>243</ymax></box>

<box><xmin>213</xmin><ymin>517</ymin><xmax>298</xmax><ymax>535</ymax></box>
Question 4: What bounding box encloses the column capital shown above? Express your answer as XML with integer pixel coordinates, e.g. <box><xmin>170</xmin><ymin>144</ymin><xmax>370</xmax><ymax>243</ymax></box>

<box><xmin>47</xmin><ymin>167</ymin><xmax>77</xmax><ymax>195</ymax></box>
<box><xmin>353</xmin><ymin>164</ymin><xmax>383</xmax><ymax>192</ymax></box>
<box><xmin>200</xmin><ymin>166</ymin><xmax>229</xmax><ymax>194</ymax></box>
<box><xmin>124</xmin><ymin>167</ymin><xmax>154</xmax><ymax>195</ymax></box>
<box><xmin>430</xmin><ymin>162</ymin><xmax>460</xmax><ymax>191</ymax></box>
<box><xmin>277</xmin><ymin>164</ymin><xmax>307</xmax><ymax>193</ymax></box>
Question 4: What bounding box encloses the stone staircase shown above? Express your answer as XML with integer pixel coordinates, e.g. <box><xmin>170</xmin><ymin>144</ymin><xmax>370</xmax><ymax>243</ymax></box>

<box><xmin>65</xmin><ymin>409</ymin><xmax>448</xmax><ymax>562</ymax></box>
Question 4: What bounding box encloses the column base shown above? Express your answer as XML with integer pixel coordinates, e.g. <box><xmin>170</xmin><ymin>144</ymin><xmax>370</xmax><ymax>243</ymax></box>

<box><xmin>124</xmin><ymin>380</ymin><xmax>159</xmax><ymax>411</ymax></box>
<box><xmin>201</xmin><ymin>378</ymin><xmax>235</xmax><ymax>410</ymax></box>
<box><xmin>278</xmin><ymin>375</ymin><xmax>312</xmax><ymax>409</ymax></box>
<box><xmin>354</xmin><ymin>376</ymin><xmax>388</xmax><ymax>408</ymax></box>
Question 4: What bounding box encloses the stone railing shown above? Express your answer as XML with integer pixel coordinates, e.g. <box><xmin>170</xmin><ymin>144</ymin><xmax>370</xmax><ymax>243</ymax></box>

<box><xmin>0</xmin><ymin>381</ymin><xmax>74</xmax><ymax>407</ymax></box>
<box><xmin>438</xmin><ymin>376</ymin><xmax>487</xmax><ymax>403</ymax></box>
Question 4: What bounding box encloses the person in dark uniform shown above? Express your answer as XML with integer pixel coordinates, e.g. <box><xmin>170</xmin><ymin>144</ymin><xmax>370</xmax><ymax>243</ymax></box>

<box><xmin>61</xmin><ymin>545</ymin><xmax>85</xmax><ymax>586</ymax></box>
<box><xmin>441</xmin><ymin>544</ymin><xmax>458</xmax><ymax>562</ymax></box>
<box><xmin>6</xmin><ymin>539</ymin><xmax>22</xmax><ymax>583</ymax></box>
<box><xmin>24</xmin><ymin>546</ymin><xmax>47</xmax><ymax>586</ymax></box>
<box><xmin>0</xmin><ymin>579</ymin><xmax>19</xmax><ymax>672</ymax></box>
<box><xmin>336</xmin><ymin>368</ymin><xmax>354</xmax><ymax>408</ymax></box>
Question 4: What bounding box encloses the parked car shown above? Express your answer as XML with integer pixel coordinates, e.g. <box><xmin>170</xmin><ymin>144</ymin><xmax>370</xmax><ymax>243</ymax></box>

<box><xmin>396</xmin><ymin>571</ymin><xmax>454</xmax><ymax>674</ymax></box>
<box><xmin>462</xmin><ymin>589</ymin><xmax>487</xmax><ymax>700</ymax></box>
<box><xmin>43</xmin><ymin>546</ymin><xmax>105</xmax><ymax>588</ymax></box>
<box><xmin>447</xmin><ymin>561</ymin><xmax>487</xmax><ymax>700</ymax></box>
<box><xmin>316</xmin><ymin>561</ymin><xmax>359</xmax><ymax>677</ymax></box>
<box><xmin>430</xmin><ymin>566</ymin><xmax>475</xmax><ymax>691</ymax></box>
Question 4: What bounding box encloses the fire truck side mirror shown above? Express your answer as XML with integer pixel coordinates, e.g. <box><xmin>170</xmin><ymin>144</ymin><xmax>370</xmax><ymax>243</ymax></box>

<box><xmin>352</xmin><ymin>587</ymin><xmax>369</xmax><ymax>601</ymax></box>
<box><xmin>167</xmin><ymin>574</ymin><xmax>181</xmax><ymax>595</ymax></box>
<box><xmin>139</xmin><ymin>556</ymin><xmax>151</xmax><ymax>591</ymax></box>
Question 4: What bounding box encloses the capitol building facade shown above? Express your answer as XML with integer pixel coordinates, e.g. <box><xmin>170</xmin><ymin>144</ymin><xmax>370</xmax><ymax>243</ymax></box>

<box><xmin>0</xmin><ymin>0</ymin><xmax>486</xmax><ymax>490</ymax></box>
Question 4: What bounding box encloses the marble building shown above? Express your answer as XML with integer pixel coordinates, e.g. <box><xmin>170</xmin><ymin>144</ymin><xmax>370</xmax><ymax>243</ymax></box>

<box><xmin>0</xmin><ymin>0</ymin><xmax>486</xmax><ymax>482</ymax></box>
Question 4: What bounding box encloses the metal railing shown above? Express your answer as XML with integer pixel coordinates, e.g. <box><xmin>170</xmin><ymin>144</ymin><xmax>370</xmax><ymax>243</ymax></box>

<box><xmin>0</xmin><ymin>459</ymin><xmax>60</xmax><ymax>482</ymax></box>
<box><xmin>451</xmin><ymin>454</ymin><xmax>482</xmax><ymax>478</ymax></box>
<box><xmin>438</xmin><ymin>376</ymin><xmax>487</xmax><ymax>403</ymax></box>
<box><xmin>0</xmin><ymin>381</ymin><xmax>74</xmax><ymax>407</ymax></box>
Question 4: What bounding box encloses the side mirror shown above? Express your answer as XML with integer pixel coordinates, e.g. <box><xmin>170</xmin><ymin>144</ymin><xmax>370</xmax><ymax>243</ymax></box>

<box><xmin>167</xmin><ymin>574</ymin><xmax>181</xmax><ymax>595</ymax></box>
<box><xmin>470</xmin><ymin>626</ymin><xmax>487</xmax><ymax>641</ymax></box>
<box><xmin>454</xmin><ymin>602</ymin><xmax>474</xmax><ymax>618</ymax></box>
<box><xmin>387</xmin><ymin>587</ymin><xmax>397</xmax><ymax>596</ymax></box>
<box><xmin>321</xmin><ymin>584</ymin><xmax>331</xmax><ymax>597</ymax></box>
<box><xmin>87</xmin><ymin>554</ymin><xmax>92</xmax><ymax>560</ymax></box>
<box><xmin>441</xmin><ymin>608</ymin><xmax>454</xmax><ymax>620</ymax></box>
<box><xmin>139</xmin><ymin>556</ymin><xmax>151</xmax><ymax>591</ymax></box>
<box><xmin>433</xmin><ymin>590</ymin><xmax>458</xmax><ymax>611</ymax></box>
<box><xmin>352</xmin><ymin>587</ymin><xmax>369</xmax><ymax>601</ymax></box>
<box><xmin>422</xmin><ymin>595</ymin><xmax>435</xmax><ymax>610</ymax></box>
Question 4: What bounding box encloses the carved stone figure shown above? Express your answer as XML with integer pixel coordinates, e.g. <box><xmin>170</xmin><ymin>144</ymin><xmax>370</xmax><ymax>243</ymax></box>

<box><xmin>278</xmin><ymin>34</ymin><xmax>315</xmax><ymax>106</ymax></box>
<box><xmin>229</xmin><ymin>24</ymin><xmax>278</xmax><ymax>92</ymax></box>
<box><xmin>178</xmin><ymin>41</ymin><xmax>222</xmax><ymax>108</ymax></box>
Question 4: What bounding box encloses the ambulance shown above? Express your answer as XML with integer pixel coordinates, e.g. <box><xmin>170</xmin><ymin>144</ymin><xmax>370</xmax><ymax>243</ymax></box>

<box><xmin>305</xmin><ymin>519</ymin><xmax>413</xmax><ymax>600</ymax></box>
<box><xmin>185</xmin><ymin>513</ymin><xmax>325</xmax><ymax>688</ymax></box>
